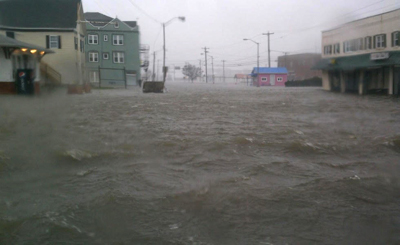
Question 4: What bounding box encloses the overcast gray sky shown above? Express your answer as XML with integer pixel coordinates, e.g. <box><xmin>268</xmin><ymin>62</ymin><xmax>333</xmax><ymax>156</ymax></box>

<box><xmin>83</xmin><ymin>0</ymin><xmax>400</xmax><ymax>73</ymax></box>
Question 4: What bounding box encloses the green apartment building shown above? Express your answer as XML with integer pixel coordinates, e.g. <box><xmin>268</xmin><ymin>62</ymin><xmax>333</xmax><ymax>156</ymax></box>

<box><xmin>84</xmin><ymin>12</ymin><xmax>141</xmax><ymax>87</ymax></box>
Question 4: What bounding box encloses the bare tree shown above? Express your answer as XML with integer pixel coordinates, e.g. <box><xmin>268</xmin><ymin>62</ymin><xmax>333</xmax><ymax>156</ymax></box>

<box><xmin>182</xmin><ymin>64</ymin><xmax>201</xmax><ymax>83</ymax></box>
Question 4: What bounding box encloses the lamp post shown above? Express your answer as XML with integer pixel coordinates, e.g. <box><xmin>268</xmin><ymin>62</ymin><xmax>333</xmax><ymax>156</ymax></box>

<box><xmin>243</xmin><ymin>38</ymin><xmax>259</xmax><ymax>86</ymax></box>
<box><xmin>162</xmin><ymin>16</ymin><xmax>185</xmax><ymax>83</ymax></box>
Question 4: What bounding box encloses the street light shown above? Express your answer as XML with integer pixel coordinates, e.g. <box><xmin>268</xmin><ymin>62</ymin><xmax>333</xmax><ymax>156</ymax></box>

<box><xmin>162</xmin><ymin>16</ymin><xmax>185</xmax><ymax>83</ymax></box>
<box><xmin>243</xmin><ymin>38</ymin><xmax>259</xmax><ymax>86</ymax></box>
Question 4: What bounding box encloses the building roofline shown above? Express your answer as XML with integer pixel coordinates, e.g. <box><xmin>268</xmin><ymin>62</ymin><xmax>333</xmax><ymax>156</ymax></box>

<box><xmin>0</xmin><ymin>25</ymin><xmax>75</xmax><ymax>32</ymax></box>
<box><xmin>322</xmin><ymin>7</ymin><xmax>400</xmax><ymax>33</ymax></box>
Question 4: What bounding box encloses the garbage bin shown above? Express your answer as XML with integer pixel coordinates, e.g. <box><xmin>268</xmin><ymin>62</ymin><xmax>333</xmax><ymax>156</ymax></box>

<box><xmin>15</xmin><ymin>69</ymin><xmax>34</xmax><ymax>95</ymax></box>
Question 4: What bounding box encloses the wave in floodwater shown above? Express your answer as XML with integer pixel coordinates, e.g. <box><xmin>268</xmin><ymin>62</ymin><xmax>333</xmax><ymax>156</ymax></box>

<box><xmin>1</xmin><ymin>84</ymin><xmax>400</xmax><ymax>244</ymax></box>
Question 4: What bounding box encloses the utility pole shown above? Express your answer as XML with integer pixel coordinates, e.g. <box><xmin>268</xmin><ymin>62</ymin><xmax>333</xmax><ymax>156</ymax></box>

<box><xmin>157</xmin><ymin>59</ymin><xmax>160</xmax><ymax>81</ymax></box>
<box><xmin>262</xmin><ymin>32</ymin><xmax>274</xmax><ymax>67</ymax></box>
<box><xmin>152</xmin><ymin>52</ymin><xmax>156</xmax><ymax>81</ymax></box>
<box><xmin>202</xmin><ymin>47</ymin><xmax>209</xmax><ymax>83</ymax></box>
<box><xmin>210</xmin><ymin>56</ymin><xmax>214</xmax><ymax>84</ymax></box>
<box><xmin>222</xmin><ymin>60</ymin><xmax>226</xmax><ymax>83</ymax></box>
<box><xmin>199</xmin><ymin>59</ymin><xmax>202</xmax><ymax>82</ymax></box>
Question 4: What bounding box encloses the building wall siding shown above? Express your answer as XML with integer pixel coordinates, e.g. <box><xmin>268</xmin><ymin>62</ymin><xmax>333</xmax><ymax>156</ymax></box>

<box><xmin>322</xmin><ymin>9</ymin><xmax>400</xmax><ymax>59</ymax></box>
<box><xmin>85</xmin><ymin>19</ymin><xmax>141</xmax><ymax>85</ymax></box>
<box><xmin>0</xmin><ymin>30</ymin><xmax>81</xmax><ymax>84</ymax></box>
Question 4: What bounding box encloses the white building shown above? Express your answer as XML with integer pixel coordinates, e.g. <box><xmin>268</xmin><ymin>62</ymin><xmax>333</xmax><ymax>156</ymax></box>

<box><xmin>314</xmin><ymin>8</ymin><xmax>400</xmax><ymax>95</ymax></box>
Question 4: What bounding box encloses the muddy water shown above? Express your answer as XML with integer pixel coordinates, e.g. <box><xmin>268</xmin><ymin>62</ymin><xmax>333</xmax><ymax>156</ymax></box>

<box><xmin>1</xmin><ymin>83</ymin><xmax>400</xmax><ymax>244</ymax></box>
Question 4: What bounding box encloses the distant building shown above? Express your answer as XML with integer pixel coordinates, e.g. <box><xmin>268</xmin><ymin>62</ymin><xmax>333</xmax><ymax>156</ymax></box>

<box><xmin>314</xmin><ymin>8</ymin><xmax>400</xmax><ymax>95</ymax></box>
<box><xmin>0</xmin><ymin>0</ymin><xmax>86</xmax><ymax>88</ymax></box>
<box><xmin>277</xmin><ymin>53</ymin><xmax>322</xmax><ymax>81</ymax></box>
<box><xmin>251</xmin><ymin>67</ymin><xmax>288</xmax><ymax>87</ymax></box>
<box><xmin>234</xmin><ymin>74</ymin><xmax>251</xmax><ymax>84</ymax></box>
<box><xmin>84</xmin><ymin>12</ymin><xmax>141</xmax><ymax>87</ymax></box>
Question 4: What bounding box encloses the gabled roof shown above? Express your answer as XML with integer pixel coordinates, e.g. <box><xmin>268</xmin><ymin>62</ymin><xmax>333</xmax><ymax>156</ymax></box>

<box><xmin>0</xmin><ymin>34</ymin><xmax>54</xmax><ymax>53</ymax></box>
<box><xmin>0</xmin><ymin>0</ymin><xmax>81</xmax><ymax>30</ymax></box>
<box><xmin>84</xmin><ymin>12</ymin><xmax>113</xmax><ymax>27</ymax></box>
<box><xmin>251</xmin><ymin>67</ymin><xmax>288</xmax><ymax>74</ymax></box>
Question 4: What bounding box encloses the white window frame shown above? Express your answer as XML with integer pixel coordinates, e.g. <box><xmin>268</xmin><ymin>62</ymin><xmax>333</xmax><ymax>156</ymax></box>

<box><xmin>113</xmin><ymin>52</ymin><xmax>124</xmax><ymax>63</ymax></box>
<box><xmin>49</xmin><ymin>35</ymin><xmax>59</xmax><ymax>49</ymax></box>
<box><xmin>334</xmin><ymin>43</ymin><xmax>340</xmax><ymax>54</ymax></box>
<box><xmin>113</xmin><ymin>35</ymin><xmax>124</xmax><ymax>45</ymax></box>
<box><xmin>103</xmin><ymin>52</ymin><xmax>109</xmax><ymax>60</ymax></box>
<box><xmin>393</xmin><ymin>32</ymin><xmax>399</xmax><ymax>47</ymax></box>
<box><xmin>261</xmin><ymin>77</ymin><xmax>267</xmax><ymax>81</ymax></box>
<box><xmin>375</xmin><ymin>34</ymin><xmax>385</xmax><ymax>48</ymax></box>
<box><xmin>365</xmin><ymin>36</ymin><xmax>371</xmax><ymax>50</ymax></box>
<box><xmin>104</xmin><ymin>35</ymin><xmax>108</xmax><ymax>42</ymax></box>
<box><xmin>89</xmin><ymin>52</ymin><xmax>99</xmax><ymax>62</ymax></box>
<box><xmin>277</xmin><ymin>77</ymin><xmax>283</xmax><ymax>82</ymax></box>
<box><xmin>88</xmin><ymin>34</ymin><xmax>98</xmax><ymax>45</ymax></box>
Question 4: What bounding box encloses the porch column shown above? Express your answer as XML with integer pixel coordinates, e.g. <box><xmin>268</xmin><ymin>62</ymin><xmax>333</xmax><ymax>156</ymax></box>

<box><xmin>388</xmin><ymin>66</ymin><xmax>394</xmax><ymax>95</ymax></box>
<box><xmin>340</xmin><ymin>71</ymin><xmax>346</xmax><ymax>93</ymax></box>
<box><xmin>358</xmin><ymin>70</ymin><xmax>365</xmax><ymax>95</ymax></box>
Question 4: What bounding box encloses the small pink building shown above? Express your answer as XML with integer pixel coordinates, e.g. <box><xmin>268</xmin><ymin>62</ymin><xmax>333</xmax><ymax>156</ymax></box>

<box><xmin>251</xmin><ymin>67</ymin><xmax>288</xmax><ymax>87</ymax></box>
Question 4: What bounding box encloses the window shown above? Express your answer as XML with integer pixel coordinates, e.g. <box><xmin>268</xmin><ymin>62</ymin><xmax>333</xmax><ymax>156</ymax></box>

<box><xmin>104</xmin><ymin>35</ymin><xmax>108</xmax><ymax>42</ymax></box>
<box><xmin>47</xmin><ymin>35</ymin><xmax>60</xmax><ymax>49</ymax></box>
<box><xmin>324</xmin><ymin>45</ymin><xmax>332</xmax><ymax>55</ymax></box>
<box><xmin>374</xmin><ymin>34</ymin><xmax>386</xmax><ymax>48</ymax></box>
<box><xmin>365</xmin><ymin>36</ymin><xmax>372</xmax><ymax>49</ymax></box>
<box><xmin>113</xmin><ymin>35</ymin><xmax>124</xmax><ymax>45</ymax></box>
<box><xmin>6</xmin><ymin>31</ymin><xmax>14</xmax><ymax>39</ymax></box>
<box><xmin>88</xmin><ymin>34</ymin><xmax>98</xmax><ymax>45</ymax></box>
<box><xmin>103</xmin><ymin>52</ymin><xmax>109</xmax><ymax>60</ymax></box>
<box><xmin>392</xmin><ymin>31</ymin><xmax>399</xmax><ymax>47</ymax></box>
<box><xmin>333</xmin><ymin>43</ymin><xmax>340</xmax><ymax>54</ymax></box>
<box><xmin>114</xmin><ymin>21</ymin><xmax>119</xmax><ymax>28</ymax></box>
<box><xmin>89</xmin><ymin>52</ymin><xmax>99</xmax><ymax>62</ymax></box>
<box><xmin>356</xmin><ymin>38</ymin><xmax>363</xmax><ymax>51</ymax></box>
<box><xmin>261</xmin><ymin>77</ymin><xmax>267</xmax><ymax>81</ymax></box>
<box><xmin>277</xmin><ymin>77</ymin><xmax>283</xmax><ymax>82</ymax></box>
<box><xmin>113</xmin><ymin>52</ymin><xmax>124</xmax><ymax>63</ymax></box>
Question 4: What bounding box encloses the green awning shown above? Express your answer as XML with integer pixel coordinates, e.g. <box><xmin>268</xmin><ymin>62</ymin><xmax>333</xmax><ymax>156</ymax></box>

<box><xmin>313</xmin><ymin>51</ymin><xmax>400</xmax><ymax>71</ymax></box>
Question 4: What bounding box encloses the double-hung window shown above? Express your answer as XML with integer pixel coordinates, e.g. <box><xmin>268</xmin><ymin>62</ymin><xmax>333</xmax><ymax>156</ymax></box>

<box><xmin>374</xmin><ymin>34</ymin><xmax>386</xmax><ymax>48</ymax></box>
<box><xmin>365</xmin><ymin>36</ymin><xmax>372</xmax><ymax>49</ymax></box>
<box><xmin>324</xmin><ymin>45</ymin><xmax>332</xmax><ymax>55</ymax></box>
<box><xmin>113</xmin><ymin>35</ymin><xmax>124</xmax><ymax>45</ymax></box>
<box><xmin>88</xmin><ymin>34</ymin><xmax>98</xmax><ymax>45</ymax></box>
<box><xmin>113</xmin><ymin>52</ymin><xmax>124</xmax><ymax>63</ymax></box>
<box><xmin>89</xmin><ymin>52</ymin><xmax>99</xmax><ymax>62</ymax></box>
<box><xmin>392</xmin><ymin>32</ymin><xmax>399</xmax><ymax>47</ymax></box>
<box><xmin>49</xmin><ymin>35</ymin><xmax>59</xmax><ymax>49</ymax></box>
<box><xmin>334</xmin><ymin>43</ymin><xmax>340</xmax><ymax>54</ymax></box>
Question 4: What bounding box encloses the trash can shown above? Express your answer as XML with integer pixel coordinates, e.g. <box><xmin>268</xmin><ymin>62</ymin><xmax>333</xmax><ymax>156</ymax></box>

<box><xmin>15</xmin><ymin>69</ymin><xmax>34</xmax><ymax>95</ymax></box>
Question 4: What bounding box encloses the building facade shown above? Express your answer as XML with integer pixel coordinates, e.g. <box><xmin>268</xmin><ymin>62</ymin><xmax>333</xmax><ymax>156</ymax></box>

<box><xmin>314</xmin><ymin>8</ymin><xmax>400</xmax><ymax>95</ymax></box>
<box><xmin>277</xmin><ymin>53</ymin><xmax>322</xmax><ymax>81</ymax></box>
<box><xmin>0</xmin><ymin>0</ymin><xmax>86</xmax><ymax>88</ymax></box>
<box><xmin>251</xmin><ymin>67</ymin><xmax>288</xmax><ymax>87</ymax></box>
<box><xmin>84</xmin><ymin>12</ymin><xmax>141</xmax><ymax>88</ymax></box>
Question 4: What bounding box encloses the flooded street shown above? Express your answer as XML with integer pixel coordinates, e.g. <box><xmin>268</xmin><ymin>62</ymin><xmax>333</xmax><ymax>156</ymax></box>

<box><xmin>1</xmin><ymin>83</ymin><xmax>400</xmax><ymax>244</ymax></box>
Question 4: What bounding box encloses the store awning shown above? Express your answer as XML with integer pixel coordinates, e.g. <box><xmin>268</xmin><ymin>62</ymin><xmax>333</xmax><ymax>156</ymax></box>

<box><xmin>313</xmin><ymin>51</ymin><xmax>400</xmax><ymax>71</ymax></box>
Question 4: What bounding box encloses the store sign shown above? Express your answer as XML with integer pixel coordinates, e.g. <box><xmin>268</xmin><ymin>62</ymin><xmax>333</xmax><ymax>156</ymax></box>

<box><xmin>370</xmin><ymin>52</ymin><xmax>389</xmax><ymax>60</ymax></box>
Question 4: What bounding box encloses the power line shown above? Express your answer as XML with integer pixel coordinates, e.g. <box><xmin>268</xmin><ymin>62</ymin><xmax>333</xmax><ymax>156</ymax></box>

<box><xmin>126</xmin><ymin>0</ymin><xmax>161</xmax><ymax>24</ymax></box>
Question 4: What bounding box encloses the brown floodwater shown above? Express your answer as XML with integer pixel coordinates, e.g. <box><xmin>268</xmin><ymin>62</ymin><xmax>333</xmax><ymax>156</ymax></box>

<box><xmin>1</xmin><ymin>83</ymin><xmax>400</xmax><ymax>244</ymax></box>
